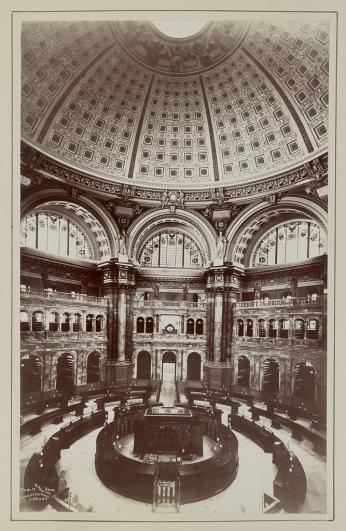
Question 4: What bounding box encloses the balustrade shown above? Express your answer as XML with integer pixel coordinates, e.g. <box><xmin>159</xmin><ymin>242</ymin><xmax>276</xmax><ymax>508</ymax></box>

<box><xmin>20</xmin><ymin>287</ymin><xmax>107</xmax><ymax>305</ymax></box>
<box><xmin>235</xmin><ymin>296</ymin><xmax>321</xmax><ymax>309</ymax></box>
<box><xmin>133</xmin><ymin>300</ymin><xmax>207</xmax><ymax>310</ymax></box>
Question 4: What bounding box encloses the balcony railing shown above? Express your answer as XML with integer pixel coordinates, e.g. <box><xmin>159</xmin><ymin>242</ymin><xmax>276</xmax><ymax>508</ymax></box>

<box><xmin>235</xmin><ymin>296</ymin><xmax>322</xmax><ymax>309</ymax></box>
<box><xmin>133</xmin><ymin>300</ymin><xmax>207</xmax><ymax>310</ymax></box>
<box><xmin>134</xmin><ymin>332</ymin><xmax>206</xmax><ymax>342</ymax></box>
<box><xmin>21</xmin><ymin>330</ymin><xmax>107</xmax><ymax>341</ymax></box>
<box><xmin>20</xmin><ymin>287</ymin><xmax>108</xmax><ymax>306</ymax></box>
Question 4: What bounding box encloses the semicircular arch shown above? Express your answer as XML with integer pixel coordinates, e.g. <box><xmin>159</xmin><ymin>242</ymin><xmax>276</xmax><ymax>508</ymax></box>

<box><xmin>127</xmin><ymin>208</ymin><xmax>217</xmax><ymax>268</ymax></box>
<box><xmin>225</xmin><ymin>196</ymin><xmax>327</xmax><ymax>267</ymax></box>
<box><xmin>21</xmin><ymin>188</ymin><xmax>120</xmax><ymax>259</ymax></box>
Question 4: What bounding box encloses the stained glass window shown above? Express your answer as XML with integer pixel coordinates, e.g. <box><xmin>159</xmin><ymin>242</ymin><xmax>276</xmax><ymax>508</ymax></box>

<box><xmin>252</xmin><ymin>220</ymin><xmax>326</xmax><ymax>266</ymax></box>
<box><xmin>139</xmin><ymin>230</ymin><xmax>203</xmax><ymax>269</ymax></box>
<box><xmin>21</xmin><ymin>211</ymin><xmax>93</xmax><ymax>260</ymax></box>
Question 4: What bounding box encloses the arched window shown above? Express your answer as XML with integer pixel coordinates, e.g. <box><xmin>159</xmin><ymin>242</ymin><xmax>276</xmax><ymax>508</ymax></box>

<box><xmin>146</xmin><ymin>317</ymin><xmax>154</xmax><ymax>334</ymax></box>
<box><xmin>294</xmin><ymin>318</ymin><xmax>305</xmax><ymax>339</ymax></box>
<box><xmin>56</xmin><ymin>353</ymin><xmax>75</xmax><ymax>394</ymax></box>
<box><xmin>246</xmin><ymin>319</ymin><xmax>253</xmax><ymax>337</ymax></box>
<box><xmin>20</xmin><ymin>310</ymin><xmax>30</xmax><ymax>331</ymax></box>
<box><xmin>307</xmin><ymin>318</ymin><xmax>319</xmax><ymax>339</ymax></box>
<box><xmin>32</xmin><ymin>311</ymin><xmax>43</xmax><ymax>331</ymax></box>
<box><xmin>252</xmin><ymin>220</ymin><xmax>326</xmax><ymax>266</ymax></box>
<box><xmin>237</xmin><ymin>356</ymin><xmax>250</xmax><ymax>387</ymax></box>
<box><xmin>293</xmin><ymin>361</ymin><xmax>316</xmax><ymax>403</ymax></box>
<box><xmin>196</xmin><ymin>319</ymin><xmax>204</xmax><ymax>335</ymax></box>
<box><xmin>61</xmin><ymin>313</ymin><xmax>70</xmax><ymax>332</ymax></box>
<box><xmin>87</xmin><ymin>352</ymin><xmax>100</xmax><ymax>384</ymax></box>
<box><xmin>262</xmin><ymin>358</ymin><xmax>280</xmax><ymax>398</ymax></box>
<box><xmin>49</xmin><ymin>311</ymin><xmax>59</xmax><ymax>332</ymax></box>
<box><xmin>237</xmin><ymin>319</ymin><xmax>244</xmax><ymax>336</ymax></box>
<box><xmin>96</xmin><ymin>315</ymin><xmax>104</xmax><ymax>332</ymax></box>
<box><xmin>139</xmin><ymin>230</ymin><xmax>204</xmax><ymax>269</ymax></box>
<box><xmin>279</xmin><ymin>318</ymin><xmax>289</xmax><ymax>338</ymax></box>
<box><xmin>258</xmin><ymin>319</ymin><xmax>266</xmax><ymax>337</ymax></box>
<box><xmin>73</xmin><ymin>313</ymin><xmax>82</xmax><ymax>332</ymax></box>
<box><xmin>186</xmin><ymin>318</ymin><xmax>195</xmax><ymax>335</ymax></box>
<box><xmin>268</xmin><ymin>319</ymin><xmax>277</xmax><ymax>338</ymax></box>
<box><xmin>21</xmin><ymin>355</ymin><xmax>41</xmax><ymax>393</ymax></box>
<box><xmin>136</xmin><ymin>317</ymin><xmax>144</xmax><ymax>333</ymax></box>
<box><xmin>21</xmin><ymin>210</ymin><xmax>93</xmax><ymax>260</ymax></box>
<box><xmin>86</xmin><ymin>314</ymin><xmax>94</xmax><ymax>332</ymax></box>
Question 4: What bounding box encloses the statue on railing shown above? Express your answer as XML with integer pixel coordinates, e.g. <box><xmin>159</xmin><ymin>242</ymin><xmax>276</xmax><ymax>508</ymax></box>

<box><xmin>118</xmin><ymin>229</ymin><xmax>128</xmax><ymax>263</ymax></box>
<box><xmin>214</xmin><ymin>232</ymin><xmax>227</xmax><ymax>266</ymax></box>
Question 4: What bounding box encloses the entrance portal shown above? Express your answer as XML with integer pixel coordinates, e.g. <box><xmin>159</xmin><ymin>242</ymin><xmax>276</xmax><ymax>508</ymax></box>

<box><xmin>162</xmin><ymin>351</ymin><xmax>176</xmax><ymax>382</ymax></box>
<box><xmin>161</xmin><ymin>352</ymin><xmax>177</xmax><ymax>406</ymax></box>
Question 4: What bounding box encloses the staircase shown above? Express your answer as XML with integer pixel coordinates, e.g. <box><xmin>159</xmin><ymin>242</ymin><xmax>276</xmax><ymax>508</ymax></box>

<box><xmin>152</xmin><ymin>458</ymin><xmax>180</xmax><ymax>512</ymax></box>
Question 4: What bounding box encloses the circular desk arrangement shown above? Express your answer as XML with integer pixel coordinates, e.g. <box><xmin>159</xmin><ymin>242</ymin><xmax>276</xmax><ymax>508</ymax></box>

<box><xmin>95</xmin><ymin>405</ymin><xmax>239</xmax><ymax>504</ymax></box>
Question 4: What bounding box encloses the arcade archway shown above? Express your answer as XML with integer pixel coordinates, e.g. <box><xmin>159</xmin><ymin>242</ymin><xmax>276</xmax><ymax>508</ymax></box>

<box><xmin>262</xmin><ymin>358</ymin><xmax>280</xmax><ymax>398</ymax></box>
<box><xmin>21</xmin><ymin>355</ymin><xmax>41</xmax><ymax>394</ymax></box>
<box><xmin>293</xmin><ymin>361</ymin><xmax>316</xmax><ymax>404</ymax></box>
<box><xmin>87</xmin><ymin>352</ymin><xmax>101</xmax><ymax>384</ymax></box>
<box><xmin>56</xmin><ymin>353</ymin><xmax>75</xmax><ymax>395</ymax></box>
<box><xmin>237</xmin><ymin>356</ymin><xmax>250</xmax><ymax>387</ymax></box>
<box><xmin>137</xmin><ymin>351</ymin><xmax>152</xmax><ymax>379</ymax></box>
<box><xmin>187</xmin><ymin>352</ymin><xmax>201</xmax><ymax>381</ymax></box>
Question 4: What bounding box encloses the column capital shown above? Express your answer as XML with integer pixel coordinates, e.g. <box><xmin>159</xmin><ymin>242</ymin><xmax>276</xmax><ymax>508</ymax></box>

<box><xmin>97</xmin><ymin>258</ymin><xmax>139</xmax><ymax>288</ymax></box>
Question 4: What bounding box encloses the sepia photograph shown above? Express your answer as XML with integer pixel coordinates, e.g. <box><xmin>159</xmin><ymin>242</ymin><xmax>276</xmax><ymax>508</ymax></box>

<box><xmin>12</xmin><ymin>7</ymin><xmax>336</xmax><ymax>522</ymax></box>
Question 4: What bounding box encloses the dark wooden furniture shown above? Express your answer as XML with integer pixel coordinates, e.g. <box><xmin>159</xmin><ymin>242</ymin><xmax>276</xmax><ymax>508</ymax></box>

<box><xmin>250</xmin><ymin>405</ymin><xmax>326</xmax><ymax>455</ymax></box>
<box><xmin>20</xmin><ymin>401</ymin><xmax>86</xmax><ymax>436</ymax></box>
<box><xmin>23</xmin><ymin>410</ymin><xmax>107</xmax><ymax>510</ymax></box>
<box><xmin>95</xmin><ymin>405</ymin><xmax>239</xmax><ymax>504</ymax></box>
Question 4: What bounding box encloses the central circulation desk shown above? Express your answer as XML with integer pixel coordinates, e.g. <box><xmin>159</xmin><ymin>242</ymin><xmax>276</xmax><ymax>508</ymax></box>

<box><xmin>134</xmin><ymin>406</ymin><xmax>203</xmax><ymax>456</ymax></box>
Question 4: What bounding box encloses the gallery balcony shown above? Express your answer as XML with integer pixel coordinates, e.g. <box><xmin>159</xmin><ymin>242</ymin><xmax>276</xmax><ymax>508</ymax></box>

<box><xmin>235</xmin><ymin>296</ymin><xmax>323</xmax><ymax>310</ymax></box>
<box><xmin>20</xmin><ymin>330</ymin><xmax>107</xmax><ymax>342</ymax></box>
<box><xmin>234</xmin><ymin>336</ymin><xmax>322</xmax><ymax>348</ymax></box>
<box><xmin>20</xmin><ymin>287</ymin><xmax>108</xmax><ymax>306</ymax></box>
<box><xmin>133</xmin><ymin>332</ymin><xmax>207</xmax><ymax>344</ymax></box>
<box><xmin>133</xmin><ymin>300</ymin><xmax>207</xmax><ymax>311</ymax></box>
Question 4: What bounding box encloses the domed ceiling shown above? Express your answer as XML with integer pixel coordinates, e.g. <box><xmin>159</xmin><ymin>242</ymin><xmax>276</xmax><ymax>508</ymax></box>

<box><xmin>21</xmin><ymin>20</ymin><xmax>329</xmax><ymax>191</ymax></box>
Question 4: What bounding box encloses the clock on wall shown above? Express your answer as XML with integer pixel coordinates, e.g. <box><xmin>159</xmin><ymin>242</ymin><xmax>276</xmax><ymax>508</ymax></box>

<box><xmin>163</xmin><ymin>324</ymin><xmax>176</xmax><ymax>334</ymax></box>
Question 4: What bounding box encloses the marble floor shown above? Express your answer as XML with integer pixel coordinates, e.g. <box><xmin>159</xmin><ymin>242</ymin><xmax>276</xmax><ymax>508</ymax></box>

<box><xmin>18</xmin><ymin>395</ymin><xmax>328</xmax><ymax>518</ymax></box>
<box><xmin>52</xmin><ymin>424</ymin><xmax>276</xmax><ymax>519</ymax></box>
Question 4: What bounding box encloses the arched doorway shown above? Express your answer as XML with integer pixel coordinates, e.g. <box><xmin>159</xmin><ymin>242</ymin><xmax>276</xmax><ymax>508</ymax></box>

<box><xmin>21</xmin><ymin>355</ymin><xmax>41</xmax><ymax>394</ymax></box>
<box><xmin>87</xmin><ymin>352</ymin><xmax>100</xmax><ymax>384</ymax></box>
<box><xmin>56</xmin><ymin>353</ymin><xmax>75</xmax><ymax>395</ymax></box>
<box><xmin>187</xmin><ymin>352</ymin><xmax>201</xmax><ymax>381</ymax></box>
<box><xmin>293</xmin><ymin>361</ymin><xmax>316</xmax><ymax>403</ymax></box>
<box><xmin>237</xmin><ymin>356</ymin><xmax>250</xmax><ymax>387</ymax></box>
<box><xmin>162</xmin><ymin>351</ymin><xmax>176</xmax><ymax>383</ymax></box>
<box><xmin>137</xmin><ymin>351</ymin><xmax>152</xmax><ymax>379</ymax></box>
<box><xmin>262</xmin><ymin>358</ymin><xmax>280</xmax><ymax>398</ymax></box>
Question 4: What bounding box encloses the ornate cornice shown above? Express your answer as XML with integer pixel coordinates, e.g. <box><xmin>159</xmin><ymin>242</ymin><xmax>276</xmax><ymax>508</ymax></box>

<box><xmin>21</xmin><ymin>141</ymin><xmax>328</xmax><ymax>205</ymax></box>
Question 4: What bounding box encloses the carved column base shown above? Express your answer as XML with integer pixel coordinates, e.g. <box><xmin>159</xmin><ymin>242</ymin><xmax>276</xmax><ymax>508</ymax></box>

<box><xmin>105</xmin><ymin>361</ymin><xmax>133</xmax><ymax>390</ymax></box>
<box><xmin>203</xmin><ymin>362</ymin><xmax>233</xmax><ymax>392</ymax></box>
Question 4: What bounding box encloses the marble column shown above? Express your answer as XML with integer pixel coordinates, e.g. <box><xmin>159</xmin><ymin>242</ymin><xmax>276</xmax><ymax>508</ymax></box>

<box><xmin>213</xmin><ymin>290</ymin><xmax>223</xmax><ymax>363</ymax></box>
<box><xmin>104</xmin><ymin>287</ymin><xmax>118</xmax><ymax>361</ymax></box>
<box><xmin>206</xmin><ymin>290</ymin><xmax>214</xmax><ymax>361</ymax></box>
<box><xmin>125</xmin><ymin>287</ymin><xmax>135</xmax><ymax>362</ymax></box>
<box><xmin>117</xmin><ymin>287</ymin><xmax>127</xmax><ymax>361</ymax></box>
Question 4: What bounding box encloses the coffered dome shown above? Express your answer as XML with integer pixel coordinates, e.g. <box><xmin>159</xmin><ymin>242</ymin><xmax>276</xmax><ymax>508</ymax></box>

<box><xmin>21</xmin><ymin>19</ymin><xmax>329</xmax><ymax>191</ymax></box>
